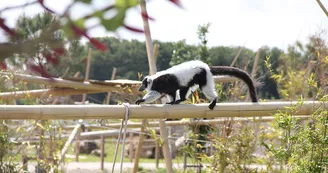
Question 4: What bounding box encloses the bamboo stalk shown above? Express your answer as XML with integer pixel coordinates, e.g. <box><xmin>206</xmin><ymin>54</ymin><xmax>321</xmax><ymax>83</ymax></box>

<box><xmin>105</xmin><ymin>67</ymin><xmax>117</xmax><ymax>104</ymax></box>
<box><xmin>82</xmin><ymin>48</ymin><xmax>92</xmax><ymax>103</ymax></box>
<box><xmin>0</xmin><ymin>88</ymin><xmax>105</xmax><ymax>101</ymax></box>
<box><xmin>230</xmin><ymin>46</ymin><xmax>243</xmax><ymax>67</ymax></box>
<box><xmin>133</xmin><ymin>0</ymin><xmax>171</xmax><ymax>172</ymax></box>
<box><xmin>1</xmin><ymin>72</ymin><xmax>123</xmax><ymax>93</ymax></box>
<box><xmin>0</xmin><ymin>76</ymin><xmax>233</xmax><ymax>101</ymax></box>
<box><xmin>129</xmin><ymin>132</ymin><xmax>134</xmax><ymax>162</ymax></box>
<box><xmin>316</xmin><ymin>0</ymin><xmax>328</xmax><ymax>17</ymax></box>
<box><xmin>61</xmin><ymin>115</ymin><xmax>310</xmax><ymax>130</ymax></box>
<box><xmin>59</xmin><ymin>123</ymin><xmax>81</xmax><ymax>163</ymax></box>
<box><xmin>100</xmin><ymin>135</ymin><xmax>105</xmax><ymax>170</ymax></box>
<box><xmin>245</xmin><ymin>48</ymin><xmax>260</xmax><ymax>101</ymax></box>
<box><xmin>0</xmin><ymin>101</ymin><xmax>325</xmax><ymax>120</ymax></box>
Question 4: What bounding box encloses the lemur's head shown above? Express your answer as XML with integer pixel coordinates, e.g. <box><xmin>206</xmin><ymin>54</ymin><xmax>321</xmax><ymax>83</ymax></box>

<box><xmin>139</xmin><ymin>76</ymin><xmax>153</xmax><ymax>92</ymax></box>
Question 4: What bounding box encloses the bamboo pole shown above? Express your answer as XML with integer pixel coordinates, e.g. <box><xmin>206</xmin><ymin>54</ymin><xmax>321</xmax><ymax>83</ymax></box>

<box><xmin>0</xmin><ymin>88</ymin><xmax>99</xmax><ymax>100</ymax></box>
<box><xmin>59</xmin><ymin>123</ymin><xmax>81</xmax><ymax>163</ymax></box>
<box><xmin>100</xmin><ymin>135</ymin><xmax>105</xmax><ymax>170</ymax></box>
<box><xmin>133</xmin><ymin>0</ymin><xmax>167</xmax><ymax>172</ymax></box>
<box><xmin>105</xmin><ymin>67</ymin><xmax>117</xmax><ymax>104</ymax></box>
<box><xmin>1</xmin><ymin>72</ymin><xmax>123</xmax><ymax>93</ymax></box>
<box><xmin>75</xmin><ymin>131</ymin><xmax>81</xmax><ymax>162</ymax></box>
<box><xmin>128</xmin><ymin>132</ymin><xmax>134</xmax><ymax>162</ymax></box>
<box><xmin>316</xmin><ymin>0</ymin><xmax>328</xmax><ymax>17</ymax></box>
<box><xmin>137</xmin><ymin>0</ymin><xmax>173</xmax><ymax>172</ymax></box>
<box><xmin>0</xmin><ymin>101</ymin><xmax>325</xmax><ymax>120</ymax></box>
<box><xmin>250</xmin><ymin>48</ymin><xmax>260</xmax><ymax>78</ymax></box>
<box><xmin>82</xmin><ymin>48</ymin><xmax>92</xmax><ymax>103</ymax></box>
<box><xmin>230</xmin><ymin>46</ymin><xmax>243</xmax><ymax>67</ymax></box>
<box><xmin>61</xmin><ymin>115</ymin><xmax>310</xmax><ymax>130</ymax></box>
<box><xmin>0</xmin><ymin>76</ymin><xmax>233</xmax><ymax>101</ymax></box>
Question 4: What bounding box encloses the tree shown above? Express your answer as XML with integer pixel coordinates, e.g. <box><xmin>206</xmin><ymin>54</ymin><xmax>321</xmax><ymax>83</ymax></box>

<box><xmin>197</xmin><ymin>23</ymin><xmax>211</xmax><ymax>64</ymax></box>
<box><xmin>7</xmin><ymin>12</ymin><xmax>66</xmax><ymax>77</ymax></box>
<box><xmin>0</xmin><ymin>0</ymin><xmax>182</xmax><ymax>76</ymax></box>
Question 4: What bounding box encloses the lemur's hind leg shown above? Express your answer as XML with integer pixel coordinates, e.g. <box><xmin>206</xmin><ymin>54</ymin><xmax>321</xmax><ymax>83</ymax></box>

<box><xmin>174</xmin><ymin>87</ymin><xmax>189</xmax><ymax>104</ymax></box>
<box><xmin>166</xmin><ymin>92</ymin><xmax>176</xmax><ymax>105</ymax></box>
<box><xmin>200</xmin><ymin>82</ymin><xmax>218</xmax><ymax>110</ymax></box>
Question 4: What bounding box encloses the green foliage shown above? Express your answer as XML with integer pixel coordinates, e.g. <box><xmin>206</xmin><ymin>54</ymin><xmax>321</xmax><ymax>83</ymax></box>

<box><xmin>170</xmin><ymin>23</ymin><xmax>211</xmax><ymax>66</ymax></box>
<box><xmin>0</xmin><ymin>122</ymin><xmax>19</xmax><ymax>173</ymax></box>
<box><xmin>197</xmin><ymin>23</ymin><xmax>211</xmax><ymax>64</ymax></box>
<box><xmin>195</xmin><ymin>122</ymin><xmax>258</xmax><ymax>173</ymax></box>
<box><xmin>170</xmin><ymin>40</ymin><xmax>198</xmax><ymax>66</ymax></box>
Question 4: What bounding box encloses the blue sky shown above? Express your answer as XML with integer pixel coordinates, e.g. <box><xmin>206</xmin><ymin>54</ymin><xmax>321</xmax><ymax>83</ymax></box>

<box><xmin>1</xmin><ymin>0</ymin><xmax>328</xmax><ymax>51</ymax></box>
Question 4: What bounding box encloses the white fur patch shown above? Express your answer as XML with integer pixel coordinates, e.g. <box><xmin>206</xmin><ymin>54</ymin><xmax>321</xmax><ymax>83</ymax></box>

<box><xmin>149</xmin><ymin>60</ymin><xmax>211</xmax><ymax>87</ymax></box>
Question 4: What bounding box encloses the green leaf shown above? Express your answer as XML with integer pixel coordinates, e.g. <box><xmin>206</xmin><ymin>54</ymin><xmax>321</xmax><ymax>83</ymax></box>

<box><xmin>75</xmin><ymin>0</ymin><xmax>92</xmax><ymax>4</ymax></box>
<box><xmin>101</xmin><ymin>7</ymin><xmax>126</xmax><ymax>31</ymax></box>
<box><xmin>116</xmin><ymin>0</ymin><xmax>139</xmax><ymax>8</ymax></box>
<box><xmin>74</xmin><ymin>18</ymin><xmax>85</xmax><ymax>28</ymax></box>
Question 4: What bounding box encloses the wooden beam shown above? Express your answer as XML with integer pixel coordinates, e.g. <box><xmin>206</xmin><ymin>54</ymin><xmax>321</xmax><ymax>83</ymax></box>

<box><xmin>1</xmin><ymin>72</ymin><xmax>124</xmax><ymax>93</ymax></box>
<box><xmin>0</xmin><ymin>88</ymin><xmax>103</xmax><ymax>100</ymax></box>
<box><xmin>0</xmin><ymin>101</ymin><xmax>325</xmax><ymax>120</ymax></box>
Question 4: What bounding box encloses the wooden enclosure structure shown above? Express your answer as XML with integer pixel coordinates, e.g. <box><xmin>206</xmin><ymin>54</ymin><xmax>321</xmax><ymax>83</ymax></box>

<box><xmin>0</xmin><ymin>101</ymin><xmax>325</xmax><ymax>120</ymax></box>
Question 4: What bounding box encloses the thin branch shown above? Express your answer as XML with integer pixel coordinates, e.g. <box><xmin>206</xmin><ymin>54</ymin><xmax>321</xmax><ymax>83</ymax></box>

<box><xmin>0</xmin><ymin>0</ymin><xmax>38</xmax><ymax>14</ymax></box>
<box><xmin>316</xmin><ymin>0</ymin><xmax>328</xmax><ymax>17</ymax></box>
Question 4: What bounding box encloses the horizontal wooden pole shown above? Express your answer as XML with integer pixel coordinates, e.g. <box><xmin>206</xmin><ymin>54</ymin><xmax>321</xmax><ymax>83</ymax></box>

<box><xmin>213</xmin><ymin>76</ymin><xmax>237</xmax><ymax>83</ymax></box>
<box><xmin>0</xmin><ymin>73</ymin><xmax>236</xmax><ymax>100</ymax></box>
<box><xmin>0</xmin><ymin>72</ymin><xmax>128</xmax><ymax>93</ymax></box>
<box><xmin>0</xmin><ymin>88</ymin><xmax>105</xmax><ymax>100</ymax></box>
<box><xmin>63</xmin><ymin>116</ymin><xmax>310</xmax><ymax>130</ymax></box>
<box><xmin>0</xmin><ymin>101</ymin><xmax>326</xmax><ymax>120</ymax></box>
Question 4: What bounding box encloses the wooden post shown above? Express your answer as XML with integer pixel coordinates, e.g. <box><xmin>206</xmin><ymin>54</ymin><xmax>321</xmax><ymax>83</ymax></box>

<box><xmin>99</xmin><ymin>67</ymin><xmax>117</xmax><ymax>170</ymax></box>
<box><xmin>230</xmin><ymin>46</ymin><xmax>243</xmax><ymax>67</ymax></box>
<box><xmin>132</xmin><ymin>124</ymin><xmax>146</xmax><ymax>173</ymax></box>
<box><xmin>129</xmin><ymin>132</ymin><xmax>134</xmax><ymax>162</ymax></box>
<box><xmin>155</xmin><ymin>139</ymin><xmax>160</xmax><ymax>169</ymax></box>
<box><xmin>134</xmin><ymin>1</ymin><xmax>173</xmax><ymax>172</ymax></box>
<box><xmin>100</xmin><ymin>135</ymin><xmax>105</xmax><ymax>170</ymax></box>
<box><xmin>75</xmin><ymin>131</ymin><xmax>80</xmax><ymax>162</ymax></box>
<box><xmin>105</xmin><ymin>67</ymin><xmax>117</xmax><ymax>105</ymax></box>
<box><xmin>59</xmin><ymin>123</ymin><xmax>81</xmax><ymax>163</ymax></box>
<box><xmin>82</xmin><ymin>48</ymin><xmax>92</xmax><ymax>103</ymax></box>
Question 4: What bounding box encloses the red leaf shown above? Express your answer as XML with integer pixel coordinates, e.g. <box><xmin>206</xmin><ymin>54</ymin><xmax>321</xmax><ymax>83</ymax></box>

<box><xmin>123</xmin><ymin>24</ymin><xmax>144</xmax><ymax>33</ymax></box>
<box><xmin>0</xmin><ymin>62</ymin><xmax>7</xmax><ymax>70</ymax></box>
<box><xmin>89</xmin><ymin>38</ymin><xmax>108</xmax><ymax>52</ymax></box>
<box><xmin>53</xmin><ymin>47</ymin><xmax>65</xmax><ymax>56</ymax></box>
<box><xmin>169</xmin><ymin>0</ymin><xmax>183</xmax><ymax>8</ymax></box>
<box><xmin>0</xmin><ymin>18</ymin><xmax>16</xmax><ymax>37</ymax></box>
<box><xmin>141</xmin><ymin>12</ymin><xmax>155</xmax><ymax>21</ymax></box>
<box><xmin>29</xmin><ymin>64</ymin><xmax>53</xmax><ymax>78</ymax></box>
<box><xmin>44</xmin><ymin>53</ymin><xmax>59</xmax><ymax>65</ymax></box>
<box><xmin>71</xmin><ymin>24</ymin><xmax>89</xmax><ymax>38</ymax></box>
<box><xmin>37</xmin><ymin>0</ymin><xmax>55</xmax><ymax>13</ymax></box>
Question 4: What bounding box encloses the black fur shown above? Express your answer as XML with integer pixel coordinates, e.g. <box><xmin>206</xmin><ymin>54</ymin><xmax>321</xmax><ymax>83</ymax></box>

<box><xmin>210</xmin><ymin>66</ymin><xmax>258</xmax><ymax>102</ymax></box>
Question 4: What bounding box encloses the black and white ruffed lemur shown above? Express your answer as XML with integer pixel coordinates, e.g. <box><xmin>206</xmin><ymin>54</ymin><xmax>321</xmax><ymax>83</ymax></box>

<box><xmin>135</xmin><ymin>60</ymin><xmax>258</xmax><ymax>110</ymax></box>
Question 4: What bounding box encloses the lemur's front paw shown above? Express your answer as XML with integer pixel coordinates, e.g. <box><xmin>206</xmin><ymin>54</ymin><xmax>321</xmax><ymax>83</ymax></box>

<box><xmin>166</xmin><ymin>101</ymin><xmax>175</xmax><ymax>105</ymax></box>
<box><xmin>135</xmin><ymin>99</ymin><xmax>145</xmax><ymax>105</ymax></box>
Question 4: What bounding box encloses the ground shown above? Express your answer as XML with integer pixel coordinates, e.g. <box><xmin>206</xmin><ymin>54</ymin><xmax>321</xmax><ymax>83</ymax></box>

<box><xmin>24</xmin><ymin>162</ymin><xmax>181</xmax><ymax>173</ymax></box>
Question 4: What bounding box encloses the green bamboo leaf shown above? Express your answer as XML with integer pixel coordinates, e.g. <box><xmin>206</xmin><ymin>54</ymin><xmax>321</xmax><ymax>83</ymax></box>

<box><xmin>75</xmin><ymin>0</ymin><xmax>92</xmax><ymax>4</ymax></box>
<box><xmin>116</xmin><ymin>0</ymin><xmax>139</xmax><ymax>8</ymax></box>
<box><xmin>100</xmin><ymin>7</ymin><xmax>126</xmax><ymax>31</ymax></box>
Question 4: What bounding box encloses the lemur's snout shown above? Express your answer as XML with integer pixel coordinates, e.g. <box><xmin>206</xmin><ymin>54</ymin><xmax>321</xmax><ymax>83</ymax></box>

<box><xmin>138</xmin><ymin>85</ymin><xmax>146</xmax><ymax>91</ymax></box>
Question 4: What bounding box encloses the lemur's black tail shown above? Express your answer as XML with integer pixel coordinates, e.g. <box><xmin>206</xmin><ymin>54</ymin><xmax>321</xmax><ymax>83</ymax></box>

<box><xmin>210</xmin><ymin>66</ymin><xmax>258</xmax><ymax>102</ymax></box>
